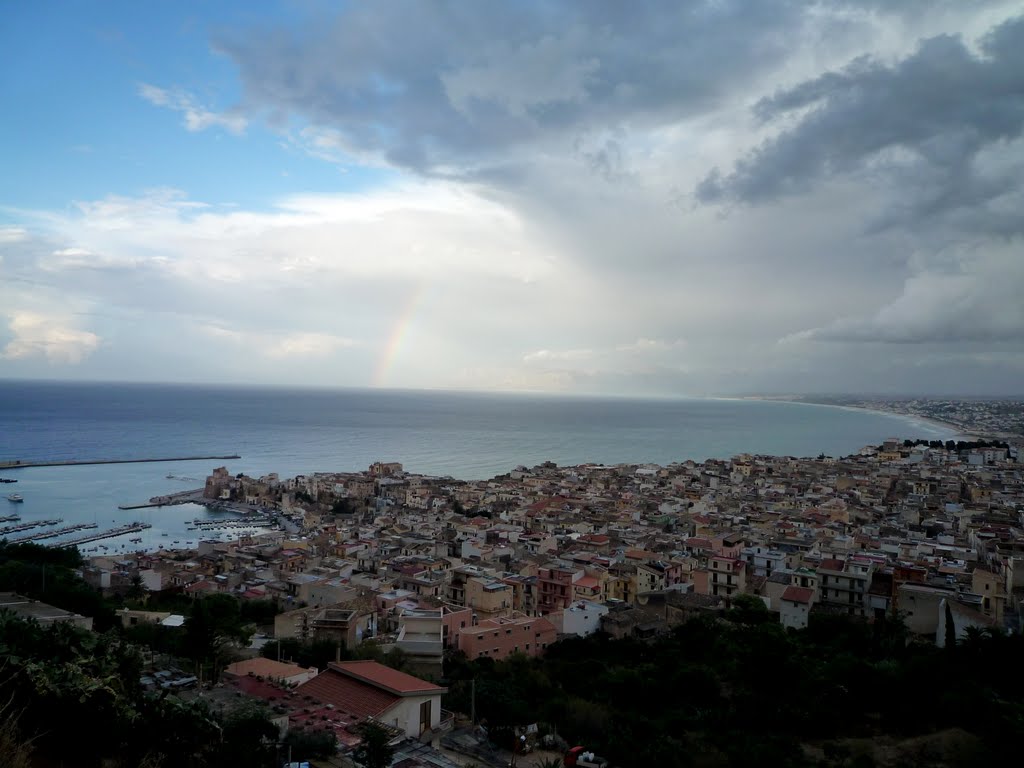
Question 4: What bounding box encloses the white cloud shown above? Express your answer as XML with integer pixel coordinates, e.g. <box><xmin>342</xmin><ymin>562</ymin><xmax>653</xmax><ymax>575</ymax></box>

<box><xmin>0</xmin><ymin>227</ymin><xmax>28</xmax><ymax>243</ymax></box>
<box><xmin>1</xmin><ymin>312</ymin><xmax>100</xmax><ymax>364</ymax></box>
<box><xmin>201</xmin><ymin>325</ymin><xmax>359</xmax><ymax>359</ymax></box>
<box><xmin>138</xmin><ymin>83</ymin><xmax>247</xmax><ymax>135</ymax></box>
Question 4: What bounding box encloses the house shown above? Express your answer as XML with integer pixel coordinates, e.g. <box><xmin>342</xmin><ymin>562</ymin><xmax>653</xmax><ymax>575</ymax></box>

<box><xmin>779</xmin><ymin>586</ymin><xmax>814</xmax><ymax>630</ymax></box>
<box><xmin>457</xmin><ymin>613</ymin><xmax>557</xmax><ymax>660</ymax></box>
<box><xmin>549</xmin><ymin>600</ymin><xmax>610</xmax><ymax>638</ymax></box>
<box><xmin>935</xmin><ymin>597</ymin><xmax>997</xmax><ymax>648</ymax></box>
<box><xmin>296</xmin><ymin>660</ymin><xmax>449</xmax><ymax>739</ymax></box>
<box><xmin>0</xmin><ymin>592</ymin><xmax>93</xmax><ymax>630</ymax></box>
<box><xmin>395</xmin><ymin>608</ymin><xmax>445</xmax><ymax>678</ymax></box>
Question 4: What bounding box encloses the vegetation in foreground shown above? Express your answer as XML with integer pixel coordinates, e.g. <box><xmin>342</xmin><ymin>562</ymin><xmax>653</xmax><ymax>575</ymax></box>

<box><xmin>443</xmin><ymin>603</ymin><xmax>1024</xmax><ymax>767</ymax></box>
<box><xmin>3</xmin><ymin>542</ymin><xmax>1023</xmax><ymax>767</ymax></box>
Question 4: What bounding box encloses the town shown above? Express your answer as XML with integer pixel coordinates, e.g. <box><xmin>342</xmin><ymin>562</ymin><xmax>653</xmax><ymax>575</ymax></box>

<box><xmin>7</xmin><ymin>436</ymin><xmax>1024</xmax><ymax>766</ymax></box>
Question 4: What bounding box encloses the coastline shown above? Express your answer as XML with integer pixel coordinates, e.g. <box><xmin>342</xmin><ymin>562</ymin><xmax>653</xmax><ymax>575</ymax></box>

<box><xmin>728</xmin><ymin>396</ymin><xmax>984</xmax><ymax>441</ymax></box>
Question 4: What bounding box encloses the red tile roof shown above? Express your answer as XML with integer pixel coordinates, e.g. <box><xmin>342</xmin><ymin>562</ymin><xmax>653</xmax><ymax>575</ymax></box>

<box><xmin>781</xmin><ymin>586</ymin><xmax>815</xmax><ymax>604</ymax></box>
<box><xmin>331</xmin><ymin>660</ymin><xmax>446</xmax><ymax>695</ymax></box>
<box><xmin>224</xmin><ymin>658</ymin><xmax>310</xmax><ymax>679</ymax></box>
<box><xmin>296</xmin><ymin>668</ymin><xmax>400</xmax><ymax>720</ymax></box>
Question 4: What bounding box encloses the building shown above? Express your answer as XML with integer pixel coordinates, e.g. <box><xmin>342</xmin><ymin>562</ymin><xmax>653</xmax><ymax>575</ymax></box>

<box><xmin>395</xmin><ymin>608</ymin><xmax>445</xmax><ymax>678</ymax></box>
<box><xmin>537</xmin><ymin>563</ymin><xmax>577</xmax><ymax>614</ymax></box>
<box><xmin>0</xmin><ymin>593</ymin><xmax>93</xmax><ymax>630</ymax></box>
<box><xmin>456</xmin><ymin>613</ymin><xmax>557</xmax><ymax>661</ymax></box>
<box><xmin>779</xmin><ymin>586</ymin><xmax>814</xmax><ymax>630</ymax></box>
<box><xmin>708</xmin><ymin>555</ymin><xmax>746</xmax><ymax>600</ymax></box>
<box><xmin>296</xmin><ymin>660</ymin><xmax>449</xmax><ymax>739</ymax></box>
<box><xmin>550</xmin><ymin>599</ymin><xmax>609</xmax><ymax>637</ymax></box>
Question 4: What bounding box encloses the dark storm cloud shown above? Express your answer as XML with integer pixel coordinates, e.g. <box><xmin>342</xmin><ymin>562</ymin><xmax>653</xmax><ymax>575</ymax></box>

<box><xmin>697</xmin><ymin>15</ymin><xmax>1024</xmax><ymax>218</ymax></box>
<box><xmin>214</xmin><ymin>0</ymin><xmax>809</xmax><ymax>173</ymax></box>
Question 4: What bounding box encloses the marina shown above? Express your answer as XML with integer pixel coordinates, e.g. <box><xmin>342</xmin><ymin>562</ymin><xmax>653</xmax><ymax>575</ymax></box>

<box><xmin>190</xmin><ymin>515</ymin><xmax>275</xmax><ymax>529</ymax></box>
<box><xmin>0</xmin><ymin>518</ymin><xmax>63</xmax><ymax>536</ymax></box>
<box><xmin>10</xmin><ymin>522</ymin><xmax>97</xmax><ymax>543</ymax></box>
<box><xmin>55</xmin><ymin>522</ymin><xmax>152</xmax><ymax>549</ymax></box>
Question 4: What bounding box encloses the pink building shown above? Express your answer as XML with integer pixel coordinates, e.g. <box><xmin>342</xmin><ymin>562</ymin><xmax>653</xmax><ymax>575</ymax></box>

<box><xmin>457</xmin><ymin>613</ymin><xmax>557</xmax><ymax>661</ymax></box>
<box><xmin>538</xmin><ymin>563</ymin><xmax>576</xmax><ymax>614</ymax></box>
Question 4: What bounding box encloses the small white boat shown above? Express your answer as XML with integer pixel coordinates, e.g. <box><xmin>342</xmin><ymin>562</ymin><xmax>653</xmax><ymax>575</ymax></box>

<box><xmin>7</xmin><ymin>494</ymin><xmax>23</xmax><ymax>503</ymax></box>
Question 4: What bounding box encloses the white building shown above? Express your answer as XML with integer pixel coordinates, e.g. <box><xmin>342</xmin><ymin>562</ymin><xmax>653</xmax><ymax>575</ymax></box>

<box><xmin>552</xmin><ymin>600</ymin><xmax>610</xmax><ymax>637</ymax></box>
<box><xmin>779</xmin><ymin>586</ymin><xmax>814</xmax><ymax>630</ymax></box>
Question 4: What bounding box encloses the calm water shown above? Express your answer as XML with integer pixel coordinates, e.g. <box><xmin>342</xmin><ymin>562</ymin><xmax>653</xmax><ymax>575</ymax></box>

<box><xmin>0</xmin><ymin>381</ymin><xmax>954</xmax><ymax>552</ymax></box>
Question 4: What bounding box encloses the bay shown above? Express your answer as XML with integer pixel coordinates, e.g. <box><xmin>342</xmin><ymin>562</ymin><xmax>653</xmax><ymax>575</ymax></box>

<box><xmin>0</xmin><ymin>381</ymin><xmax>955</xmax><ymax>553</ymax></box>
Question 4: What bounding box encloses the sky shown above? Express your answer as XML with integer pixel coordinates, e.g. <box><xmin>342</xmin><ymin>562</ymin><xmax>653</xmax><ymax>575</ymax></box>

<box><xmin>1</xmin><ymin>1</ymin><xmax>1023</xmax><ymax>397</ymax></box>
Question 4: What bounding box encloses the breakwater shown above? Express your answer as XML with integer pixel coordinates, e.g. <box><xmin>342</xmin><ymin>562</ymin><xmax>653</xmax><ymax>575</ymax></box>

<box><xmin>55</xmin><ymin>522</ymin><xmax>153</xmax><ymax>548</ymax></box>
<box><xmin>10</xmin><ymin>522</ymin><xmax>97</xmax><ymax>543</ymax></box>
<box><xmin>0</xmin><ymin>518</ymin><xmax>63</xmax><ymax>535</ymax></box>
<box><xmin>0</xmin><ymin>455</ymin><xmax>240</xmax><ymax>470</ymax></box>
<box><xmin>118</xmin><ymin>488</ymin><xmax>205</xmax><ymax>510</ymax></box>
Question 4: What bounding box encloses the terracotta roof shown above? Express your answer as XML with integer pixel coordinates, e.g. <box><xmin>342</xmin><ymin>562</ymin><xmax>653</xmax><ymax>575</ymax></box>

<box><xmin>296</xmin><ymin>668</ymin><xmax>400</xmax><ymax>719</ymax></box>
<box><xmin>781</xmin><ymin>586</ymin><xmax>815</xmax><ymax>604</ymax></box>
<box><xmin>331</xmin><ymin>660</ymin><xmax>446</xmax><ymax>695</ymax></box>
<box><xmin>224</xmin><ymin>658</ymin><xmax>310</xmax><ymax>679</ymax></box>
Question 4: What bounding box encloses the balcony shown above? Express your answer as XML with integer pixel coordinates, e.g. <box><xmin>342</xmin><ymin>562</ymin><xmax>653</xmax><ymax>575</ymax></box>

<box><xmin>436</xmin><ymin>709</ymin><xmax>455</xmax><ymax>734</ymax></box>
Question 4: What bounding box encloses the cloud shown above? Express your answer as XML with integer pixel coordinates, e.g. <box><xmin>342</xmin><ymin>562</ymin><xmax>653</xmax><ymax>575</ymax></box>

<box><xmin>0</xmin><ymin>227</ymin><xmax>28</xmax><ymax>243</ymax></box>
<box><xmin>213</xmin><ymin>1</ymin><xmax>814</xmax><ymax>173</ymax></box>
<box><xmin>200</xmin><ymin>325</ymin><xmax>359</xmax><ymax>359</ymax></box>
<box><xmin>696</xmin><ymin>15</ymin><xmax>1024</xmax><ymax>223</ymax></box>
<box><xmin>138</xmin><ymin>83</ymin><xmax>247</xmax><ymax>135</ymax></box>
<box><xmin>784</xmin><ymin>241</ymin><xmax>1024</xmax><ymax>344</ymax></box>
<box><xmin>1</xmin><ymin>312</ymin><xmax>100</xmax><ymax>364</ymax></box>
<box><xmin>523</xmin><ymin>338</ymin><xmax>688</xmax><ymax>376</ymax></box>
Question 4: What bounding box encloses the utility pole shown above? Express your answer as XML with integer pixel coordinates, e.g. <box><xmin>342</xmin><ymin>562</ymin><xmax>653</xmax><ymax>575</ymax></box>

<box><xmin>470</xmin><ymin>678</ymin><xmax>476</xmax><ymax>724</ymax></box>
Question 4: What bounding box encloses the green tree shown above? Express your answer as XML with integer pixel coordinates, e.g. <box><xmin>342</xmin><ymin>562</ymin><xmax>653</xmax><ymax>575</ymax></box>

<box><xmin>283</xmin><ymin>728</ymin><xmax>339</xmax><ymax>761</ymax></box>
<box><xmin>354</xmin><ymin>721</ymin><xmax>396</xmax><ymax>768</ymax></box>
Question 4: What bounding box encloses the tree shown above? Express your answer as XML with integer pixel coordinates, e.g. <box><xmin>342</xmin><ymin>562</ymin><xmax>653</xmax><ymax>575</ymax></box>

<box><xmin>354</xmin><ymin>721</ymin><xmax>396</xmax><ymax>768</ymax></box>
<box><xmin>214</xmin><ymin>701</ymin><xmax>278</xmax><ymax>767</ymax></box>
<box><xmin>283</xmin><ymin>728</ymin><xmax>338</xmax><ymax>761</ymax></box>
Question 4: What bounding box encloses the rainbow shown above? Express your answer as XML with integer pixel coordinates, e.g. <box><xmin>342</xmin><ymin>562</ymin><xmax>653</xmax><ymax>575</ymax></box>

<box><xmin>371</xmin><ymin>283</ymin><xmax>428</xmax><ymax>388</ymax></box>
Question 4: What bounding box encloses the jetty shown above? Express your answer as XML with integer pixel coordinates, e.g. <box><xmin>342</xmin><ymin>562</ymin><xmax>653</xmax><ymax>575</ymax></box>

<box><xmin>10</xmin><ymin>522</ymin><xmax>97</xmax><ymax>544</ymax></box>
<box><xmin>0</xmin><ymin>518</ymin><xmax>62</xmax><ymax>536</ymax></box>
<box><xmin>190</xmin><ymin>515</ymin><xmax>275</xmax><ymax>529</ymax></box>
<box><xmin>0</xmin><ymin>514</ymin><xmax>21</xmax><ymax>523</ymax></box>
<box><xmin>0</xmin><ymin>455</ymin><xmax>240</xmax><ymax>470</ymax></box>
<box><xmin>55</xmin><ymin>522</ymin><xmax>152</xmax><ymax>549</ymax></box>
<box><xmin>119</xmin><ymin>488</ymin><xmax>205</xmax><ymax>510</ymax></box>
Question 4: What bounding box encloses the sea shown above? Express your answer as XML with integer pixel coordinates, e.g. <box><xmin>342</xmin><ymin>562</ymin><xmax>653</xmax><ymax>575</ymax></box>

<box><xmin>0</xmin><ymin>381</ymin><xmax>956</xmax><ymax>554</ymax></box>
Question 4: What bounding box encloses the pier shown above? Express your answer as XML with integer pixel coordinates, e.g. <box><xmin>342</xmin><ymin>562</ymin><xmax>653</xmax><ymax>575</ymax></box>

<box><xmin>10</xmin><ymin>523</ymin><xmax>97</xmax><ymax>544</ymax></box>
<box><xmin>0</xmin><ymin>514</ymin><xmax>21</xmax><ymax>523</ymax></box>
<box><xmin>55</xmin><ymin>522</ymin><xmax>152</xmax><ymax>549</ymax></box>
<box><xmin>0</xmin><ymin>455</ymin><xmax>240</xmax><ymax>470</ymax></box>
<box><xmin>0</xmin><ymin>518</ymin><xmax>63</xmax><ymax>536</ymax></box>
<box><xmin>119</xmin><ymin>488</ymin><xmax>205</xmax><ymax>510</ymax></box>
<box><xmin>190</xmin><ymin>515</ymin><xmax>275</xmax><ymax>529</ymax></box>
